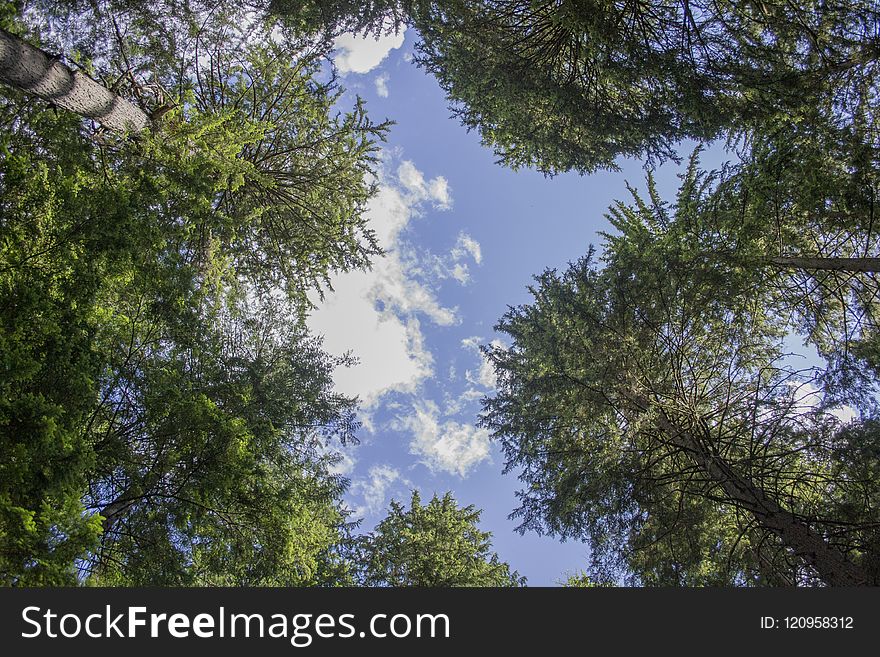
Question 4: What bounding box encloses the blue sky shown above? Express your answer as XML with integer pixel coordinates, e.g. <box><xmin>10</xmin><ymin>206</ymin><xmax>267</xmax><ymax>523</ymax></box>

<box><xmin>307</xmin><ymin>28</ymin><xmax>732</xmax><ymax>585</ymax></box>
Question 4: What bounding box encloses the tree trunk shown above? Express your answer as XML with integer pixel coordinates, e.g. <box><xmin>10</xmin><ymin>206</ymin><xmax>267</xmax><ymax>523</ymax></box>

<box><xmin>0</xmin><ymin>28</ymin><xmax>149</xmax><ymax>133</ymax></box>
<box><xmin>765</xmin><ymin>256</ymin><xmax>880</xmax><ymax>273</ymax></box>
<box><xmin>97</xmin><ymin>473</ymin><xmax>159</xmax><ymax>534</ymax></box>
<box><xmin>654</xmin><ymin>411</ymin><xmax>869</xmax><ymax>586</ymax></box>
<box><xmin>98</xmin><ymin>494</ymin><xmax>137</xmax><ymax>533</ymax></box>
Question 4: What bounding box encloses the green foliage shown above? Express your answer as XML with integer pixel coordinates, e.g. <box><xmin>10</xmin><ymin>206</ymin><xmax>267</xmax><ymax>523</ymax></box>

<box><xmin>481</xmin><ymin>172</ymin><xmax>878</xmax><ymax>585</ymax></box>
<box><xmin>1</xmin><ymin>3</ymin><xmax>381</xmax><ymax>585</ymax></box>
<box><xmin>601</xmin><ymin>147</ymin><xmax>880</xmax><ymax>405</ymax></box>
<box><xmin>412</xmin><ymin>0</ymin><xmax>880</xmax><ymax>174</ymax></box>
<box><xmin>24</xmin><ymin>1</ymin><xmax>391</xmax><ymax>302</ymax></box>
<box><xmin>10</xmin><ymin>0</ymin><xmax>878</xmax><ymax>589</ymax></box>
<box><xmin>0</xmin><ymin>99</ymin><xmax>144</xmax><ymax>583</ymax></box>
<box><xmin>560</xmin><ymin>571</ymin><xmax>603</xmax><ymax>587</ymax></box>
<box><xmin>356</xmin><ymin>491</ymin><xmax>525</xmax><ymax>586</ymax></box>
<box><xmin>83</xmin><ymin>293</ymin><xmax>358</xmax><ymax>585</ymax></box>
<box><xmin>269</xmin><ymin>0</ymin><xmax>412</xmax><ymax>36</ymax></box>
<box><xmin>700</xmin><ymin>129</ymin><xmax>880</xmax><ymax>400</ymax></box>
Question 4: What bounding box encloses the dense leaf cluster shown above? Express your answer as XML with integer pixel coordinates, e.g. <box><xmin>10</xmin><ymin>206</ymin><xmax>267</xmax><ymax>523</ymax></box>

<box><xmin>355</xmin><ymin>491</ymin><xmax>525</xmax><ymax>586</ymax></box>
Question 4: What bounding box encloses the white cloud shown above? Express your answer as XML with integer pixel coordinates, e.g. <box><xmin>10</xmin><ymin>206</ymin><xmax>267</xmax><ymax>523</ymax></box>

<box><xmin>431</xmin><ymin>232</ymin><xmax>481</xmax><ymax>285</ymax></box>
<box><xmin>374</xmin><ymin>261</ymin><xmax>459</xmax><ymax>326</ymax></box>
<box><xmin>436</xmin><ymin>337</ymin><xmax>501</xmax><ymax>419</ymax></box>
<box><xmin>350</xmin><ymin>464</ymin><xmax>406</xmax><ymax>517</ymax></box>
<box><xmin>400</xmin><ymin>231</ymin><xmax>482</xmax><ymax>287</ymax></box>
<box><xmin>397</xmin><ymin>160</ymin><xmax>426</xmax><ymax>197</ymax></box>
<box><xmin>397</xmin><ymin>160</ymin><xmax>452</xmax><ymax>210</ymax></box>
<box><xmin>333</xmin><ymin>29</ymin><xmax>406</xmax><ymax>74</ymax></box>
<box><xmin>428</xmin><ymin>177</ymin><xmax>452</xmax><ymax>210</ymax></box>
<box><xmin>327</xmin><ymin>449</ymin><xmax>357</xmax><ymax>477</ymax></box>
<box><xmin>462</xmin><ymin>337</ymin><xmax>501</xmax><ymax>390</ymax></box>
<box><xmin>374</xmin><ymin>72</ymin><xmax>390</xmax><ymax>98</ymax></box>
<box><xmin>450</xmin><ymin>262</ymin><xmax>470</xmax><ymax>284</ymax></box>
<box><xmin>460</xmin><ymin>336</ymin><xmax>481</xmax><ymax>350</ymax></box>
<box><xmin>442</xmin><ymin>387</ymin><xmax>485</xmax><ymax>416</ymax></box>
<box><xmin>452</xmin><ymin>232</ymin><xmax>482</xmax><ymax>264</ymax></box>
<box><xmin>309</xmin><ymin>269</ymin><xmax>435</xmax><ymax>408</ymax></box>
<box><xmin>787</xmin><ymin>381</ymin><xmax>858</xmax><ymax>425</ymax></box>
<box><xmin>467</xmin><ymin>363</ymin><xmax>497</xmax><ymax>390</ymax></box>
<box><xmin>830</xmin><ymin>405</ymin><xmax>858</xmax><ymax>425</ymax></box>
<box><xmin>308</xmin><ymin>158</ymin><xmax>456</xmax><ymax>410</ymax></box>
<box><xmin>400</xmin><ymin>400</ymin><xmax>491</xmax><ymax>477</ymax></box>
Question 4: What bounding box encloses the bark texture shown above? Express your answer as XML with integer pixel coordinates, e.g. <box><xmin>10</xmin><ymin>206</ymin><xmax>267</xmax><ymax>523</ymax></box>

<box><xmin>0</xmin><ymin>28</ymin><xmax>149</xmax><ymax>132</ymax></box>
<box><xmin>767</xmin><ymin>256</ymin><xmax>880</xmax><ymax>273</ymax></box>
<box><xmin>654</xmin><ymin>411</ymin><xmax>869</xmax><ymax>586</ymax></box>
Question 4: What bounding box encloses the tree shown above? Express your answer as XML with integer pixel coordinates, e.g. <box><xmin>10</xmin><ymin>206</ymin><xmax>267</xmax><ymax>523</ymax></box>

<box><xmin>356</xmin><ymin>491</ymin><xmax>525</xmax><ymax>586</ymax></box>
<box><xmin>256</xmin><ymin>0</ymin><xmax>880</xmax><ymax>585</ymax></box>
<box><xmin>481</xmin><ymin>175</ymin><xmax>878</xmax><ymax>585</ymax></box>
<box><xmin>269</xmin><ymin>0</ymin><xmax>413</xmax><ymax>36</ymax></box>
<box><xmin>699</xmin><ymin>132</ymin><xmax>880</xmax><ymax>399</ymax></box>
<box><xmin>0</xmin><ymin>90</ymin><xmax>364</xmax><ymax>584</ymax></box>
<box><xmin>560</xmin><ymin>571</ymin><xmax>602</xmax><ymax>587</ymax></box>
<box><xmin>10</xmin><ymin>3</ymin><xmax>391</xmax><ymax>301</ymax></box>
<box><xmin>1</xmin><ymin>3</ymin><xmax>383</xmax><ymax>584</ymax></box>
<box><xmin>623</xmin><ymin>147</ymin><xmax>880</xmax><ymax>403</ymax></box>
<box><xmin>408</xmin><ymin>0</ymin><xmax>880</xmax><ymax>174</ymax></box>
<box><xmin>81</xmin><ymin>292</ymin><xmax>359</xmax><ymax>586</ymax></box>
<box><xmin>0</xmin><ymin>94</ymin><xmax>142</xmax><ymax>584</ymax></box>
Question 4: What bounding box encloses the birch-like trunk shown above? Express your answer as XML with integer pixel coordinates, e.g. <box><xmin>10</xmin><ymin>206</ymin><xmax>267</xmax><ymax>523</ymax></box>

<box><xmin>0</xmin><ymin>28</ymin><xmax>149</xmax><ymax>133</ymax></box>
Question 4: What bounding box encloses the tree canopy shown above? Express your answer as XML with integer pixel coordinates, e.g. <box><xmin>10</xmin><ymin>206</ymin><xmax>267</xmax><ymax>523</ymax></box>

<box><xmin>288</xmin><ymin>0</ymin><xmax>880</xmax><ymax>174</ymax></box>
<box><xmin>355</xmin><ymin>491</ymin><xmax>525</xmax><ymax>586</ymax></box>
<box><xmin>4</xmin><ymin>0</ymin><xmax>880</xmax><ymax>588</ymax></box>
<box><xmin>409</xmin><ymin>0</ymin><xmax>880</xmax><ymax>174</ymax></box>
<box><xmin>0</xmin><ymin>1</ymin><xmax>381</xmax><ymax>585</ymax></box>
<box><xmin>481</xmin><ymin>161</ymin><xmax>880</xmax><ymax>585</ymax></box>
